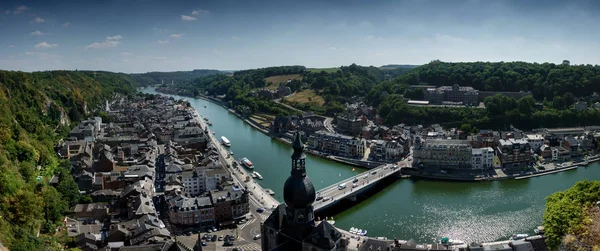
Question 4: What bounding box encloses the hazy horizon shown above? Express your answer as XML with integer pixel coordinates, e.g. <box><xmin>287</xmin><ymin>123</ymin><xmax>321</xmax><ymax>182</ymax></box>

<box><xmin>1</xmin><ymin>0</ymin><xmax>599</xmax><ymax>73</ymax></box>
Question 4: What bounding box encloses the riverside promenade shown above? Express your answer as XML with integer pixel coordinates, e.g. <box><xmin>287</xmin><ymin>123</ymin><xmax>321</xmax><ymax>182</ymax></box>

<box><xmin>190</xmin><ymin>108</ymin><xmax>280</xmax><ymax>210</ymax></box>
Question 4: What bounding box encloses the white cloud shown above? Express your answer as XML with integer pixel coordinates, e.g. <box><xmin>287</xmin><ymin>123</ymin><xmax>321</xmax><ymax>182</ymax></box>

<box><xmin>30</xmin><ymin>30</ymin><xmax>45</xmax><ymax>36</ymax></box>
<box><xmin>106</xmin><ymin>35</ymin><xmax>122</xmax><ymax>40</ymax></box>
<box><xmin>120</xmin><ymin>52</ymin><xmax>133</xmax><ymax>56</ymax></box>
<box><xmin>169</xmin><ymin>33</ymin><xmax>184</xmax><ymax>38</ymax></box>
<box><xmin>364</xmin><ymin>35</ymin><xmax>383</xmax><ymax>41</ymax></box>
<box><xmin>25</xmin><ymin>51</ymin><xmax>35</xmax><ymax>55</ymax></box>
<box><xmin>181</xmin><ymin>15</ymin><xmax>197</xmax><ymax>21</ymax></box>
<box><xmin>85</xmin><ymin>40</ymin><xmax>120</xmax><ymax>50</ymax></box>
<box><xmin>62</xmin><ymin>22</ymin><xmax>70</xmax><ymax>27</ymax></box>
<box><xmin>34</xmin><ymin>42</ymin><xmax>58</xmax><ymax>49</ymax></box>
<box><xmin>10</xmin><ymin>5</ymin><xmax>29</xmax><ymax>15</ymax></box>
<box><xmin>157</xmin><ymin>40</ymin><xmax>170</xmax><ymax>44</ymax></box>
<box><xmin>31</xmin><ymin>17</ymin><xmax>45</xmax><ymax>23</ymax></box>
<box><xmin>191</xmin><ymin>9</ymin><xmax>209</xmax><ymax>15</ymax></box>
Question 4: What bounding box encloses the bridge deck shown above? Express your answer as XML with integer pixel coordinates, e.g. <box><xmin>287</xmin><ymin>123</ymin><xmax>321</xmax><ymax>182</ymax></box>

<box><xmin>314</xmin><ymin>163</ymin><xmax>400</xmax><ymax>211</ymax></box>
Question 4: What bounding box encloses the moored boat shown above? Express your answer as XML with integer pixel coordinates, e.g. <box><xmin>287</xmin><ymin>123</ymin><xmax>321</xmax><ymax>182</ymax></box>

<box><xmin>510</xmin><ymin>234</ymin><xmax>529</xmax><ymax>241</ymax></box>
<box><xmin>441</xmin><ymin>237</ymin><xmax>465</xmax><ymax>246</ymax></box>
<box><xmin>241</xmin><ymin>157</ymin><xmax>254</xmax><ymax>169</ymax></box>
<box><xmin>221</xmin><ymin>136</ymin><xmax>231</xmax><ymax>147</ymax></box>
<box><xmin>253</xmin><ymin>171</ymin><xmax>263</xmax><ymax>180</ymax></box>
<box><xmin>361</xmin><ymin>230</ymin><xmax>367</xmax><ymax>236</ymax></box>
<box><xmin>265</xmin><ymin>189</ymin><xmax>275</xmax><ymax>195</ymax></box>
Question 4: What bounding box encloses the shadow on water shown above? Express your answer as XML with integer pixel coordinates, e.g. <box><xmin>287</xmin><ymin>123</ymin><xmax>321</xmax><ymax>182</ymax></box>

<box><xmin>496</xmin><ymin>178</ymin><xmax>530</xmax><ymax>190</ymax></box>
<box><xmin>409</xmin><ymin>179</ymin><xmax>494</xmax><ymax>197</ymax></box>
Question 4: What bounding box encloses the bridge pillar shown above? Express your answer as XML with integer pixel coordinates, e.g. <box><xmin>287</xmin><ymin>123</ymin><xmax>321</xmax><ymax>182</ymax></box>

<box><xmin>347</xmin><ymin>195</ymin><xmax>357</xmax><ymax>202</ymax></box>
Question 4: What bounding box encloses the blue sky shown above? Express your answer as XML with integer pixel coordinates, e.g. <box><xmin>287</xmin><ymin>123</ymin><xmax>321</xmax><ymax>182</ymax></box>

<box><xmin>1</xmin><ymin>0</ymin><xmax>599</xmax><ymax>73</ymax></box>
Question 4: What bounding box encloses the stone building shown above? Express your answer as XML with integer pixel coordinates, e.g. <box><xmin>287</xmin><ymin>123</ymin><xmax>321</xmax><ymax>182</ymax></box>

<box><xmin>261</xmin><ymin>133</ymin><xmax>347</xmax><ymax>251</ymax></box>
<box><xmin>413</xmin><ymin>138</ymin><xmax>473</xmax><ymax>169</ymax></box>
<box><xmin>424</xmin><ymin>84</ymin><xmax>479</xmax><ymax>106</ymax></box>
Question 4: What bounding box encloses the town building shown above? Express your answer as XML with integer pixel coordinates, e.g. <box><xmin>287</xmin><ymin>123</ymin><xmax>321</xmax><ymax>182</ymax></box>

<box><xmin>70</xmin><ymin>117</ymin><xmax>102</xmax><ymax>141</ymax></box>
<box><xmin>471</xmin><ymin>147</ymin><xmax>495</xmax><ymax>169</ymax></box>
<box><xmin>525</xmin><ymin>134</ymin><xmax>544</xmax><ymax>153</ymax></box>
<box><xmin>307</xmin><ymin>130</ymin><xmax>366</xmax><ymax>158</ymax></box>
<box><xmin>413</xmin><ymin>138</ymin><xmax>473</xmax><ymax>169</ymax></box>
<box><xmin>180</xmin><ymin>169</ymin><xmax>206</xmax><ymax>196</ymax></box>
<box><xmin>336</xmin><ymin>110</ymin><xmax>364</xmax><ymax>136</ymax></box>
<box><xmin>370</xmin><ymin>140</ymin><xmax>404</xmax><ymax>162</ymax></box>
<box><xmin>424</xmin><ymin>84</ymin><xmax>479</xmax><ymax>106</ymax></box>
<box><xmin>496</xmin><ymin>139</ymin><xmax>532</xmax><ymax>168</ymax></box>
<box><xmin>261</xmin><ymin>133</ymin><xmax>346</xmax><ymax>251</ymax></box>
<box><xmin>166</xmin><ymin>194</ymin><xmax>215</xmax><ymax>227</ymax></box>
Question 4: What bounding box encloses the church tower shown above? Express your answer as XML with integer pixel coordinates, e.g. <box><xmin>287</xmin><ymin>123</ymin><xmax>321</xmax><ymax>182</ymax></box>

<box><xmin>261</xmin><ymin>132</ymin><xmax>344</xmax><ymax>251</ymax></box>
<box><xmin>283</xmin><ymin>132</ymin><xmax>316</xmax><ymax>237</ymax></box>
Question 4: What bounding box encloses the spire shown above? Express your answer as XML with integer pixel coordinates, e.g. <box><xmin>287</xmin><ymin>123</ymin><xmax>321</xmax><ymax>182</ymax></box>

<box><xmin>194</xmin><ymin>232</ymin><xmax>203</xmax><ymax>251</ymax></box>
<box><xmin>291</xmin><ymin>132</ymin><xmax>306</xmax><ymax>177</ymax></box>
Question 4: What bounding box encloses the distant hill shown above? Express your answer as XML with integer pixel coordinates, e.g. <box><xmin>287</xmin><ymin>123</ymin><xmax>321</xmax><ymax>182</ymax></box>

<box><xmin>380</xmin><ymin>64</ymin><xmax>420</xmax><ymax>70</ymax></box>
<box><xmin>130</xmin><ymin>69</ymin><xmax>223</xmax><ymax>86</ymax></box>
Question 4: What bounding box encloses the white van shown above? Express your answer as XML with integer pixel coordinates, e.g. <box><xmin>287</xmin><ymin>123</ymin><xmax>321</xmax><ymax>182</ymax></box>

<box><xmin>338</xmin><ymin>183</ymin><xmax>347</xmax><ymax>190</ymax></box>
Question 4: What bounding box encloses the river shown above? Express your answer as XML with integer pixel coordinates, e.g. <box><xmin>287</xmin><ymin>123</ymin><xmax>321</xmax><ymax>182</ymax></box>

<box><xmin>140</xmin><ymin>87</ymin><xmax>600</xmax><ymax>244</ymax></box>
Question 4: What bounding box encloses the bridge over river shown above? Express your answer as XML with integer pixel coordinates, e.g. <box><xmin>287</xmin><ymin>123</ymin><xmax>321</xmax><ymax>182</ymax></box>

<box><xmin>314</xmin><ymin>163</ymin><xmax>402</xmax><ymax>212</ymax></box>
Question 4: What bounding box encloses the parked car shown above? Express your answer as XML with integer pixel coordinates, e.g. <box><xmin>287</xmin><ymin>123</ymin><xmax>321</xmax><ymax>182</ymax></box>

<box><xmin>224</xmin><ymin>241</ymin><xmax>234</xmax><ymax>246</ymax></box>
<box><xmin>212</xmin><ymin>227</ymin><xmax>217</xmax><ymax>232</ymax></box>
<box><xmin>316</xmin><ymin>194</ymin><xmax>323</xmax><ymax>201</ymax></box>
<box><xmin>254</xmin><ymin>234</ymin><xmax>262</xmax><ymax>240</ymax></box>
<box><xmin>202</xmin><ymin>242</ymin><xmax>208</xmax><ymax>246</ymax></box>
<box><xmin>257</xmin><ymin>207</ymin><xmax>265</xmax><ymax>213</ymax></box>
<box><xmin>211</xmin><ymin>235</ymin><xmax>217</xmax><ymax>242</ymax></box>
<box><xmin>218</xmin><ymin>235</ymin><xmax>224</xmax><ymax>241</ymax></box>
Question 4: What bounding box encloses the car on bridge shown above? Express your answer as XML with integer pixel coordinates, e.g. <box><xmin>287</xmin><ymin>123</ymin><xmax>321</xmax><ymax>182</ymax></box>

<box><xmin>352</xmin><ymin>183</ymin><xmax>358</xmax><ymax>188</ymax></box>
<box><xmin>316</xmin><ymin>193</ymin><xmax>323</xmax><ymax>201</ymax></box>
<box><xmin>353</xmin><ymin>178</ymin><xmax>358</xmax><ymax>183</ymax></box>
<box><xmin>322</xmin><ymin>197</ymin><xmax>331</xmax><ymax>202</ymax></box>
<box><xmin>371</xmin><ymin>171</ymin><xmax>377</xmax><ymax>175</ymax></box>
<box><xmin>338</xmin><ymin>183</ymin><xmax>347</xmax><ymax>190</ymax></box>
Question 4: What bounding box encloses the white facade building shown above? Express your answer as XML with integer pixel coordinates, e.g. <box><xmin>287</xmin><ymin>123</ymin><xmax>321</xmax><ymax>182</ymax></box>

<box><xmin>525</xmin><ymin>134</ymin><xmax>544</xmax><ymax>152</ymax></box>
<box><xmin>472</xmin><ymin>147</ymin><xmax>495</xmax><ymax>169</ymax></box>
<box><xmin>181</xmin><ymin>170</ymin><xmax>205</xmax><ymax>196</ymax></box>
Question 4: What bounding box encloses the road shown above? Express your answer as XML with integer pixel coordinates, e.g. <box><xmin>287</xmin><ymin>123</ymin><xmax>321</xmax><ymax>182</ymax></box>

<box><xmin>191</xmin><ymin>108</ymin><xmax>276</xmax><ymax>250</ymax></box>
<box><xmin>313</xmin><ymin>164</ymin><xmax>398</xmax><ymax>211</ymax></box>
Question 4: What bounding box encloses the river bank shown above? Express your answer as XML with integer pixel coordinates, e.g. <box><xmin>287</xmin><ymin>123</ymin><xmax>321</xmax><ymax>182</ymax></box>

<box><xmin>154</xmin><ymin>88</ymin><xmax>383</xmax><ymax>168</ymax></box>
<box><xmin>404</xmin><ymin>156</ymin><xmax>599</xmax><ymax>182</ymax></box>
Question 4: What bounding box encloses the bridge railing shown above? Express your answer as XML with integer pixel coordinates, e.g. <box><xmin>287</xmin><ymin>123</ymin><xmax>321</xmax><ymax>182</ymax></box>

<box><xmin>316</xmin><ymin>164</ymin><xmax>390</xmax><ymax>194</ymax></box>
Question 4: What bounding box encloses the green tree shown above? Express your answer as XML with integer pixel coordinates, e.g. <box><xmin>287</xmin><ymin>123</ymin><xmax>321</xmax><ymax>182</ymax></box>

<box><xmin>56</xmin><ymin>171</ymin><xmax>80</xmax><ymax>207</ymax></box>
<box><xmin>543</xmin><ymin>180</ymin><xmax>600</xmax><ymax>249</ymax></box>
<box><xmin>42</xmin><ymin>186</ymin><xmax>68</xmax><ymax>224</ymax></box>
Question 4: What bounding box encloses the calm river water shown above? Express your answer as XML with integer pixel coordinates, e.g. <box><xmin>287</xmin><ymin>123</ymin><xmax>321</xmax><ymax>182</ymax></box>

<box><xmin>141</xmin><ymin>87</ymin><xmax>600</xmax><ymax>243</ymax></box>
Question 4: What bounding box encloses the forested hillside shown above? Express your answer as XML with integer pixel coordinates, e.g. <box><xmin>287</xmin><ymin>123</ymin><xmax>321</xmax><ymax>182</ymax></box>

<box><xmin>390</xmin><ymin>60</ymin><xmax>600</xmax><ymax>100</ymax></box>
<box><xmin>130</xmin><ymin>69</ymin><xmax>222</xmax><ymax>86</ymax></box>
<box><xmin>0</xmin><ymin>70</ymin><xmax>137</xmax><ymax>250</ymax></box>
<box><xmin>543</xmin><ymin>180</ymin><xmax>600</xmax><ymax>250</ymax></box>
